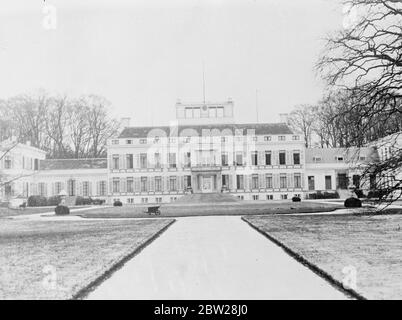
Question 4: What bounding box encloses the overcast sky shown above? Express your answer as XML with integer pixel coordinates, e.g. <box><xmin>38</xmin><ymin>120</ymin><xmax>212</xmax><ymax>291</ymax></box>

<box><xmin>0</xmin><ymin>0</ymin><xmax>344</xmax><ymax>126</ymax></box>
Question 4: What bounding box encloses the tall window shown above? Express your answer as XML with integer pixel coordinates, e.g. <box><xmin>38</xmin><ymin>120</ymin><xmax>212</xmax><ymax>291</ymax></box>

<box><xmin>169</xmin><ymin>153</ymin><xmax>176</xmax><ymax>168</ymax></box>
<box><xmin>265</xmin><ymin>151</ymin><xmax>272</xmax><ymax>165</ymax></box>
<box><xmin>308</xmin><ymin>176</ymin><xmax>315</xmax><ymax>191</ymax></box>
<box><xmin>55</xmin><ymin>182</ymin><xmax>62</xmax><ymax>195</ymax></box>
<box><xmin>4</xmin><ymin>156</ymin><xmax>11</xmax><ymax>169</ymax></box>
<box><xmin>279</xmin><ymin>151</ymin><xmax>286</xmax><ymax>165</ymax></box>
<box><xmin>221</xmin><ymin>152</ymin><xmax>228</xmax><ymax>166</ymax></box>
<box><xmin>294</xmin><ymin>174</ymin><xmax>301</xmax><ymax>188</ymax></box>
<box><xmin>251</xmin><ymin>151</ymin><xmax>258</xmax><ymax>166</ymax></box>
<box><xmin>184</xmin><ymin>152</ymin><xmax>191</xmax><ymax>167</ymax></box>
<box><xmin>112</xmin><ymin>178</ymin><xmax>120</xmax><ymax>193</ymax></box>
<box><xmin>235</xmin><ymin>152</ymin><xmax>243</xmax><ymax>166</ymax></box>
<box><xmin>99</xmin><ymin>181</ymin><xmax>107</xmax><ymax>196</ymax></box>
<box><xmin>38</xmin><ymin>183</ymin><xmax>46</xmax><ymax>197</ymax></box>
<box><xmin>293</xmin><ymin>152</ymin><xmax>300</xmax><ymax>165</ymax></box>
<box><xmin>140</xmin><ymin>153</ymin><xmax>147</xmax><ymax>169</ymax></box>
<box><xmin>68</xmin><ymin>179</ymin><xmax>76</xmax><ymax>196</ymax></box>
<box><xmin>141</xmin><ymin>177</ymin><xmax>148</xmax><ymax>192</ymax></box>
<box><xmin>169</xmin><ymin>176</ymin><xmax>177</xmax><ymax>191</ymax></box>
<box><xmin>82</xmin><ymin>181</ymin><xmax>89</xmax><ymax>196</ymax></box>
<box><xmin>127</xmin><ymin>178</ymin><xmax>134</xmax><ymax>193</ymax></box>
<box><xmin>252</xmin><ymin>174</ymin><xmax>259</xmax><ymax>189</ymax></box>
<box><xmin>222</xmin><ymin>174</ymin><xmax>229</xmax><ymax>188</ymax></box>
<box><xmin>266</xmin><ymin>174</ymin><xmax>273</xmax><ymax>188</ymax></box>
<box><xmin>236</xmin><ymin>175</ymin><xmax>244</xmax><ymax>189</ymax></box>
<box><xmin>325</xmin><ymin>175</ymin><xmax>332</xmax><ymax>190</ymax></box>
<box><xmin>126</xmin><ymin>154</ymin><xmax>133</xmax><ymax>169</ymax></box>
<box><xmin>155</xmin><ymin>176</ymin><xmax>162</xmax><ymax>192</ymax></box>
<box><xmin>185</xmin><ymin>175</ymin><xmax>192</xmax><ymax>188</ymax></box>
<box><xmin>154</xmin><ymin>153</ymin><xmax>161</xmax><ymax>168</ymax></box>
<box><xmin>280</xmin><ymin>174</ymin><xmax>287</xmax><ymax>189</ymax></box>
<box><xmin>112</xmin><ymin>154</ymin><xmax>119</xmax><ymax>170</ymax></box>
<box><xmin>278</xmin><ymin>136</ymin><xmax>286</xmax><ymax>141</ymax></box>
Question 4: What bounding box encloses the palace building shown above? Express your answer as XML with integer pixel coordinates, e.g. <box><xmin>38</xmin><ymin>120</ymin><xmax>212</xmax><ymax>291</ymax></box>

<box><xmin>0</xmin><ymin>99</ymin><xmax>379</xmax><ymax>204</ymax></box>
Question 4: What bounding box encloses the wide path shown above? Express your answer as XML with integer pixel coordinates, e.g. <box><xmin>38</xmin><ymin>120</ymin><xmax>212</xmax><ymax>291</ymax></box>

<box><xmin>88</xmin><ymin>216</ymin><xmax>347</xmax><ymax>300</ymax></box>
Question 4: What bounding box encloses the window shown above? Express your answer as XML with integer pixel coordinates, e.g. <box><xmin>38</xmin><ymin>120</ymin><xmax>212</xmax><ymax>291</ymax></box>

<box><xmin>4</xmin><ymin>156</ymin><xmax>11</xmax><ymax>169</ymax></box>
<box><xmin>127</xmin><ymin>198</ymin><xmax>134</xmax><ymax>204</ymax></box>
<box><xmin>140</xmin><ymin>153</ymin><xmax>147</xmax><ymax>169</ymax></box>
<box><xmin>208</xmin><ymin>107</ymin><xmax>216</xmax><ymax>118</ymax></box>
<box><xmin>185</xmin><ymin>175</ymin><xmax>192</xmax><ymax>188</ymax></box>
<box><xmin>278</xmin><ymin>136</ymin><xmax>286</xmax><ymax>141</ymax></box>
<box><xmin>113</xmin><ymin>178</ymin><xmax>120</xmax><ymax>193</ymax></box>
<box><xmin>169</xmin><ymin>153</ymin><xmax>176</xmax><ymax>168</ymax></box>
<box><xmin>353</xmin><ymin>175</ymin><xmax>360</xmax><ymax>188</ymax></box>
<box><xmin>155</xmin><ymin>176</ymin><xmax>162</xmax><ymax>192</ymax></box>
<box><xmin>251</xmin><ymin>151</ymin><xmax>258</xmax><ymax>166</ymax></box>
<box><xmin>169</xmin><ymin>176</ymin><xmax>177</xmax><ymax>191</ymax></box>
<box><xmin>325</xmin><ymin>175</ymin><xmax>332</xmax><ymax>190</ymax></box>
<box><xmin>169</xmin><ymin>138</ymin><xmax>176</xmax><ymax>143</ymax></box>
<box><xmin>235</xmin><ymin>152</ymin><xmax>243</xmax><ymax>166</ymax></box>
<box><xmin>252</xmin><ymin>195</ymin><xmax>259</xmax><ymax>201</ymax></box>
<box><xmin>265</xmin><ymin>151</ymin><xmax>272</xmax><ymax>165</ymax></box>
<box><xmin>126</xmin><ymin>139</ymin><xmax>133</xmax><ymax>144</ymax></box>
<box><xmin>267</xmin><ymin>194</ymin><xmax>273</xmax><ymax>200</ymax></box>
<box><xmin>184</xmin><ymin>136</ymin><xmax>191</xmax><ymax>143</ymax></box>
<box><xmin>141</xmin><ymin>177</ymin><xmax>148</xmax><ymax>192</ymax></box>
<box><xmin>222</xmin><ymin>174</ymin><xmax>229</xmax><ymax>188</ymax></box>
<box><xmin>217</xmin><ymin>107</ymin><xmax>224</xmax><ymax>117</ymax></box>
<box><xmin>68</xmin><ymin>179</ymin><xmax>76</xmax><ymax>196</ymax></box>
<box><xmin>252</xmin><ymin>174</ymin><xmax>259</xmax><ymax>189</ymax></box>
<box><xmin>99</xmin><ymin>181</ymin><xmax>107</xmax><ymax>196</ymax></box>
<box><xmin>185</xmin><ymin>108</ymin><xmax>193</xmax><ymax>118</ymax></box>
<box><xmin>141</xmin><ymin>198</ymin><xmax>148</xmax><ymax>204</ymax></box>
<box><xmin>82</xmin><ymin>181</ymin><xmax>89</xmax><ymax>196</ymax></box>
<box><xmin>264</xmin><ymin>136</ymin><xmax>271</xmax><ymax>141</ymax></box>
<box><xmin>127</xmin><ymin>178</ymin><xmax>134</xmax><ymax>193</ymax></box>
<box><xmin>38</xmin><ymin>183</ymin><xmax>46</xmax><ymax>197</ymax></box>
<box><xmin>294</xmin><ymin>173</ymin><xmax>301</xmax><ymax>188</ymax></box>
<box><xmin>55</xmin><ymin>182</ymin><xmax>62</xmax><ymax>195</ymax></box>
<box><xmin>221</xmin><ymin>152</ymin><xmax>229</xmax><ymax>166</ymax></box>
<box><xmin>126</xmin><ymin>154</ymin><xmax>133</xmax><ymax>169</ymax></box>
<box><xmin>236</xmin><ymin>175</ymin><xmax>244</xmax><ymax>189</ymax></box>
<box><xmin>156</xmin><ymin>197</ymin><xmax>162</xmax><ymax>203</ymax></box>
<box><xmin>266</xmin><ymin>174</ymin><xmax>273</xmax><ymax>188</ymax></box>
<box><xmin>221</xmin><ymin>136</ymin><xmax>227</xmax><ymax>143</ymax></box>
<box><xmin>112</xmin><ymin>154</ymin><xmax>119</xmax><ymax>170</ymax></box>
<box><xmin>153</xmin><ymin>136</ymin><xmax>160</xmax><ymax>144</ymax></box>
<box><xmin>279</xmin><ymin>151</ymin><xmax>286</xmax><ymax>165</ymax></box>
<box><xmin>139</xmin><ymin>138</ymin><xmax>147</xmax><ymax>144</ymax></box>
<box><xmin>34</xmin><ymin>159</ymin><xmax>39</xmax><ymax>170</ymax></box>
<box><xmin>308</xmin><ymin>176</ymin><xmax>315</xmax><ymax>191</ymax></box>
<box><xmin>193</xmin><ymin>108</ymin><xmax>201</xmax><ymax>118</ymax></box>
<box><xmin>252</xmin><ymin>136</ymin><xmax>257</xmax><ymax>142</ymax></box>
<box><xmin>281</xmin><ymin>194</ymin><xmax>288</xmax><ymax>200</ymax></box>
<box><xmin>293</xmin><ymin>152</ymin><xmax>300</xmax><ymax>165</ymax></box>
<box><xmin>292</xmin><ymin>135</ymin><xmax>300</xmax><ymax>141</ymax></box>
<box><xmin>154</xmin><ymin>153</ymin><xmax>161</xmax><ymax>168</ymax></box>
<box><xmin>111</xmin><ymin>139</ymin><xmax>119</xmax><ymax>145</ymax></box>
<box><xmin>280</xmin><ymin>174</ymin><xmax>287</xmax><ymax>189</ymax></box>
<box><xmin>184</xmin><ymin>152</ymin><xmax>191</xmax><ymax>167</ymax></box>
<box><xmin>237</xmin><ymin>195</ymin><xmax>244</xmax><ymax>200</ymax></box>
<box><xmin>335</xmin><ymin>156</ymin><xmax>344</xmax><ymax>162</ymax></box>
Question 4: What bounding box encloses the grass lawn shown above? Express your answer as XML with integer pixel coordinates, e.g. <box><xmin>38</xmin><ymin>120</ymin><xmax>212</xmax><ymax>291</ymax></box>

<box><xmin>0</xmin><ymin>206</ymin><xmax>87</xmax><ymax>218</ymax></box>
<box><xmin>74</xmin><ymin>201</ymin><xmax>343</xmax><ymax>219</ymax></box>
<box><xmin>243</xmin><ymin>214</ymin><xmax>402</xmax><ymax>299</ymax></box>
<box><xmin>0</xmin><ymin>218</ymin><xmax>174</xmax><ymax>299</ymax></box>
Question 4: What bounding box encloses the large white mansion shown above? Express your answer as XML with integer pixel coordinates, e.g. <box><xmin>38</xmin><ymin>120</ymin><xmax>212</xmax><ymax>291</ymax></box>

<box><xmin>0</xmin><ymin>100</ymin><xmax>383</xmax><ymax>204</ymax></box>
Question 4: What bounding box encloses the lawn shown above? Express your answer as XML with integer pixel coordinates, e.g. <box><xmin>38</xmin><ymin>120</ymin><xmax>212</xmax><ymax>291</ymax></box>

<box><xmin>243</xmin><ymin>214</ymin><xmax>402</xmax><ymax>299</ymax></box>
<box><xmin>0</xmin><ymin>206</ymin><xmax>86</xmax><ymax>218</ymax></box>
<box><xmin>73</xmin><ymin>201</ymin><xmax>343</xmax><ymax>219</ymax></box>
<box><xmin>0</xmin><ymin>218</ymin><xmax>174</xmax><ymax>299</ymax></box>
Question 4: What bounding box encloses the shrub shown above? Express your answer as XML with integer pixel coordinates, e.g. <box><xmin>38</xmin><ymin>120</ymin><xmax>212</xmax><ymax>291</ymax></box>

<box><xmin>344</xmin><ymin>197</ymin><xmax>362</xmax><ymax>208</ymax></box>
<box><xmin>75</xmin><ymin>196</ymin><xmax>92</xmax><ymax>206</ymax></box>
<box><xmin>92</xmin><ymin>198</ymin><xmax>106</xmax><ymax>205</ymax></box>
<box><xmin>113</xmin><ymin>200</ymin><xmax>123</xmax><ymax>207</ymax></box>
<box><xmin>292</xmin><ymin>196</ymin><xmax>301</xmax><ymax>202</ymax></box>
<box><xmin>55</xmin><ymin>205</ymin><xmax>70</xmax><ymax>215</ymax></box>
<box><xmin>354</xmin><ymin>189</ymin><xmax>366</xmax><ymax>198</ymax></box>
<box><xmin>27</xmin><ymin>195</ymin><xmax>47</xmax><ymax>207</ymax></box>
<box><xmin>47</xmin><ymin>195</ymin><xmax>62</xmax><ymax>206</ymax></box>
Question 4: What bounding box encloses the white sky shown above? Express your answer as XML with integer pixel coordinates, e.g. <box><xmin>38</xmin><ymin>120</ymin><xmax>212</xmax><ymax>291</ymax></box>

<box><xmin>0</xmin><ymin>0</ymin><xmax>344</xmax><ymax>126</ymax></box>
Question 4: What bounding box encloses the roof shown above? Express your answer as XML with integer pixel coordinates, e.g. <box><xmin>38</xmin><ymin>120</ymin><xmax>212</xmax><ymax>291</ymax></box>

<box><xmin>305</xmin><ymin>147</ymin><xmax>378</xmax><ymax>164</ymax></box>
<box><xmin>39</xmin><ymin>158</ymin><xmax>108</xmax><ymax>170</ymax></box>
<box><xmin>118</xmin><ymin>123</ymin><xmax>293</xmax><ymax>138</ymax></box>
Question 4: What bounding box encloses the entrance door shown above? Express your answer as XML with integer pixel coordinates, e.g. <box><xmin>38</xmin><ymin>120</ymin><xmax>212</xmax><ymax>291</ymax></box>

<box><xmin>202</xmin><ymin>176</ymin><xmax>213</xmax><ymax>192</ymax></box>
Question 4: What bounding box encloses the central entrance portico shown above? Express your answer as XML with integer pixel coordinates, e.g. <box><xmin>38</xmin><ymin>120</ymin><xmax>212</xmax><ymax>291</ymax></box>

<box><xmin>191</xmin><ymin>167</ymin><xmax>222</xmax><ymax>193</ymax></box>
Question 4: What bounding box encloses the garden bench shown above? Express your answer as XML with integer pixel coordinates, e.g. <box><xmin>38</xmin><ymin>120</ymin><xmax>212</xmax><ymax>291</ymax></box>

<box><xmin>145</xmin><ymin>206</ymin><xmax>161</xmax><ymax>215</ymax></box>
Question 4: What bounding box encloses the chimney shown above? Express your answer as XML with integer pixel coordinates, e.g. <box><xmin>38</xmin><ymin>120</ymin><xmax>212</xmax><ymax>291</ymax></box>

<box><xmin>121</xmin><ymin>117</ymin><xmax>131</xmax><ymax>128</ymax></box>
<box><xmin>279</xmin><ymin>113</ymin><xmax>289</xmax><ymax>123</ymax></box>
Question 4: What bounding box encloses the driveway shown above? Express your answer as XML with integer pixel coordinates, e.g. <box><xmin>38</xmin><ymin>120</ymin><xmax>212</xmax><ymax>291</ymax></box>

<box><xmin>87</xmin><ymin>215</ymin><xmax>348</xmax><ymax>299</ymax></box>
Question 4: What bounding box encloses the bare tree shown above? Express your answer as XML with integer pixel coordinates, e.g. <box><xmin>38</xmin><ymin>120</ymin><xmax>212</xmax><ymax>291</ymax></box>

<box><xmin>287</xmin><ymin>105</ymin><xmax>315</xmax><ymax>148</ymax></box>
